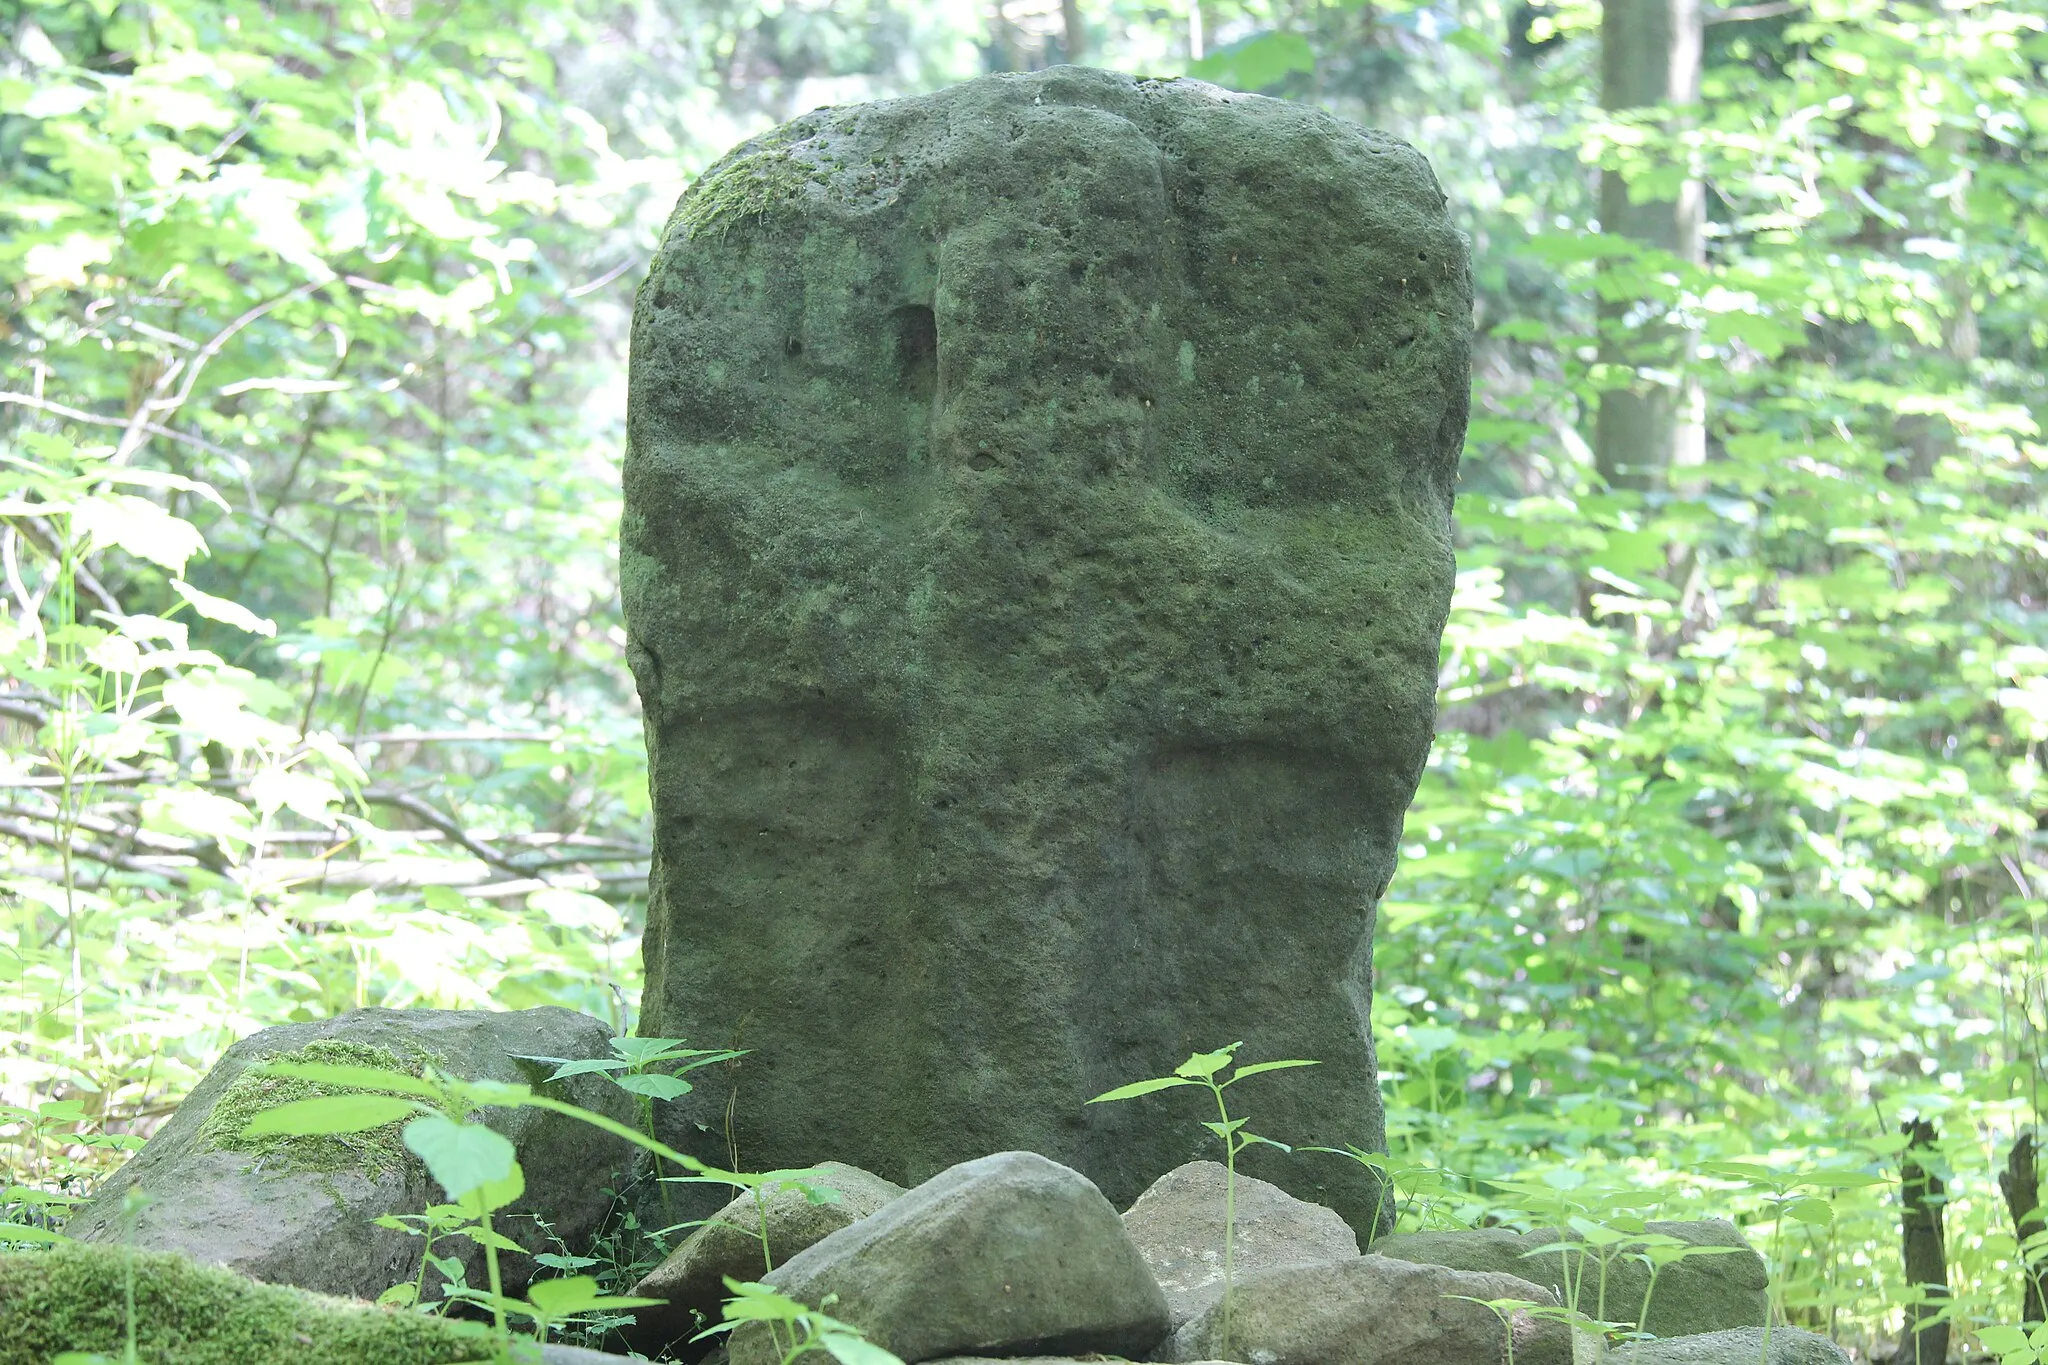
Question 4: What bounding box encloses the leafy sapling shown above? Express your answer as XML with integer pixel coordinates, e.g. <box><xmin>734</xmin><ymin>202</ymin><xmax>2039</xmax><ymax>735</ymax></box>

<box><xmin>1089</xmin><ymin>1042</ymin><xmax>1318</xmax><ymax>1357</ymax></box>
<box><xmin>511</xmin><ymin>1035</ymin><xmax>746</xmax><ymax>1171</ymax></box>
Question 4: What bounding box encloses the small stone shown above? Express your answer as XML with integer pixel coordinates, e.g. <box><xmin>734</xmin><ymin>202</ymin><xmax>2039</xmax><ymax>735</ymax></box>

<box><xmin>65</xmin><ymin>1006</ymin><xmax>638</xmax><ymax>1303</ymax></box>
<box><xmin>1122</xmin><ymin>1160</ymin><xmax>1360</xmax><ymax>1327</ymax></box>
<box><xmin>1157</xmin><ymin>1254</ymin><xmax>1572</xmax><ymax>1365</ymax></box>
<box><xmin>625</xmin><ymin>1161</ymin><xmax>904</xmax><ymax>1356</ymax></box>
<box><xmin>1372</xmin><ymin>1220</ymin><xmax>1768</xmax><ymax>1339</ymax></box>
<box><xmin>1615</xmin><ymin>1326</ymin><xmax>1852</xmax><ymax>1365</ymax></box>
<box><xmin>727</xmin><ymin>1151</ymin><xmax>1170</xmax><ymax>1365</ymax></box>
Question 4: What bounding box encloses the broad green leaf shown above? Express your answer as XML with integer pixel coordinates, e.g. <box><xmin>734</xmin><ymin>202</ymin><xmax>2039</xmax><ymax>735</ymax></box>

<box><xmin>405</xmin><ymin>1114</ymin><xmax>517</xmax><ymax>1200</ymax></box>
<box><xmin>525</xmin><ymin>1274</ymin><xmax>664</xmax><ymax>1316</ymax></box>
<box><xmin>0</xmin><ymin>1222</ymin><xmax>63</xmax><ymax>1244</ymax></box>
<box><xmin>1087</xmin><ymin>1076</ymin><xmax>1198</xmax><ymax>1103</ymax></box>
<box><xmin>241</xmin><ymin>1094</ymin><xmax>421</xmax><ymax>1137</ymax></box>
<box><xmin>247</xmin><ymin>767</ymin><xmax>340</xmax><ymax>821</ymax></box>
<box><xmin>72</xmin><ymin>493</ymin><xmax>207</xmax><ymax>572</ymax></box>
<box><xmin>171</xmin><ymin>579</ymin><xmax>276</xmax><ymax>637</ymax></box>
<box><xmin>141</xmin><ymin>787</ymin><xmax>255</xmax><ymax>853</ymax></box>
<box><xmin>614</xmin><ymin>1073</ymin><xmax>692</xmax><ymax>1101</ymax></box>
<box><xmin>1782</xmin><ymin>1196</ymin><xmax>1834</xmax><ymax>1226</ymax></box>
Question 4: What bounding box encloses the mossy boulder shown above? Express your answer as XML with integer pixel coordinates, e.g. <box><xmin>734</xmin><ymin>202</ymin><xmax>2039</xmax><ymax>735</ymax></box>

<box><xmin>624</xmin><ymin>63</ymin><xmax>1470</xmax><ymax>1236</ymax></box>
<box><xmin>0</xmin><ymin>1241</ymin><xmax>492</xmax><ymax>1365</ymax></box>
<box><xmin>66</xmin><ymin>1007</ymin><xmax>637</xmax><ymax>1303</ymax></box>
<box><xmin>624</xmin><ymin>1160</ymin><xmax>905</xmax><ymax>1356</ymax></box>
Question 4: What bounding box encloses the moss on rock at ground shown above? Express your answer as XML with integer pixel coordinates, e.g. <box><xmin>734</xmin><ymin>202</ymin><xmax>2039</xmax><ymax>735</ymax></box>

<box><xmin>0</xmin><ymin>1241</ymin><xmax>495</xmax><ymax>1365</ymax></box>
<box><xmin>195</xmin><ymin>1038</ymin><xmax>431</xmax><ymax>1179</ymax></box>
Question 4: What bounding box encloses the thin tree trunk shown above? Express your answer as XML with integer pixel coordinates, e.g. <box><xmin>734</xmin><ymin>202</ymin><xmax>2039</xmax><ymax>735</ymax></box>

<box><xmin>1894</xmin><ymin>1117</ymin><xmax>1951</xmax><ymax>1365</ymax></box>
<box><xmin>1061</xmin><ymin>0</ymin><xmax>1086</xmax><ymax>64</ymax></box>
<box><xmin>2001</xmin><ymin>1132</ymin><xmax>2048</xmax><ymax>1324</ymax></box>
<box><xmin>1594</xmin><ymin>0</ymin><xmax>1704</xmax><ymax>490</ymax></box>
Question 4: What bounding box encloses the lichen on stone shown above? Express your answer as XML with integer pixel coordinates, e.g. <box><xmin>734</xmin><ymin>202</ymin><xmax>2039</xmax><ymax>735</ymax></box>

<box><xmin>0</xmin><ymin>1241</ymin><xmax>491</xmax><ymax>1365</ymax></box>
<box><xmin>196</xmin><ymin>1038</ymin><xmax>432</xmax><ymax>1179</ymax></box>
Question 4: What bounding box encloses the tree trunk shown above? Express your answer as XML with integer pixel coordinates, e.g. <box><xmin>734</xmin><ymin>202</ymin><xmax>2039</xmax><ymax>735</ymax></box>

<box><xmin>1894</xmin><ymin>1117</ymin><xmax>1951</xmax><ymax>1365</ymax></box>
<box><xmin>1061</xmin><ymin>0</ymin><xmax>1086</xmax><ymax>63</ymax></box>
<box><xmin>2001</xmin><ymin>1132</ymin><xmax>2048</xmax><ymax>1324</ymax></box>
<box><xmin>1594</xmin><ymin>0</ymin><xmax>1704</xmax><ymax>490</ymax></box>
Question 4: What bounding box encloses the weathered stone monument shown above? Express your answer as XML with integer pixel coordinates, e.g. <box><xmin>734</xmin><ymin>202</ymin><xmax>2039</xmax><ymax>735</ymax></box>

<box><xmin>621</xmin><ymin>65</ymin><xmax>1469</xmax><ymax>1233</ymax></box>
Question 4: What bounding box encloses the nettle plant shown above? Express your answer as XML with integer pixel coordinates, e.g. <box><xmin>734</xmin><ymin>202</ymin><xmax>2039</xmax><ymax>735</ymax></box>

<box><xmin>239</xmin><ymin>1056</ymin><xmax>898</xmax><ymax>1365</ymax></box>
<box><xmin>510</xmin><ymin>1036</ymin><xmax>745</xmax><ymax>1180</ymax></box>
<box><xmin>1089</xmin><ymin>1042</ymin><xmax>1318</xmax><ymax>1356</ymax></box>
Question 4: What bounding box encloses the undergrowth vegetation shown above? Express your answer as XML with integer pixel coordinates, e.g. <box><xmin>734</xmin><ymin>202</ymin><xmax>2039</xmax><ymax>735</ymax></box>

<box><xmin>4</xmin><ymin>0</ymin><xmax>2046</xmax><ymax>1359</ymax></box>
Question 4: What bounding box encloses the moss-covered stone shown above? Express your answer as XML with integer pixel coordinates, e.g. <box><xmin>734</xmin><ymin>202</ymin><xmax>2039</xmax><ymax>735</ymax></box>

<box><xmin>0</xmin><ymin>1241</ymin><xmax>493</xmax><ymax>1365</ymax></box>
<box><xmin>195</xmin><ymin>1038</ymin><xmax>429</xmax><ymax>1181</ymax></box>
<box><xmin>67</xmin><ymin>1007</ymin><xmax>639</xmax><ymax>1304</ymax></box>
<box><xmin>624</xmin><ymin>66</ymin><xmax>1471</xmax><ymax>1235</ymax></box>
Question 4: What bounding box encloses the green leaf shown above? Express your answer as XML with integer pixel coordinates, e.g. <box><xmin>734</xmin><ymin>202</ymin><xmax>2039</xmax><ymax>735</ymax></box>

<box><xmin>403</xmin><ymin>1114</ymin><xmax>517</xmax><ymax>1199</ymax></box>
<box><xmin>526</xmin><ymin>1274</ymin><xmax>665</xmax><ymax>1316</ymax></box>
<box><xmin>818</xmin><ymin>1329</ymin><xmax>906</xmax><ymax>1365</ymax></box>
<box><xmin>1188</xmin><ymin>31</ymin><xmax>1314</xmax><ymax>91</ymax></box>
<box><xmin>1695</xmin><ymin>1161</ymin><xmax>1777</xmax><ymax>1184</ymax></box>
<box><xmin>1227</xmin><ymin>1059</ymin><xmax>1320</xmax><ymax>1083</ymax></box>
<box><xmin>520</xmin><ymin>1057</ymin><xmax>627</xmax><ymax>1080</ymax></box>
<box><xmin>0</xmin><ymin>1222</ymin><xmax>63</xmax><ymax>1244</ymax></box>
<box><xmin>72</xmin><ymin>493</ymin><xmax>207</xmax><ymax>573</ymax></box>
<box><xmin>1782</xmin><ymin>1196</ymin><xmax>1834</xmax><ymax>1226</ymax></box>
<box><xmin>171</xmin><ymin>579</ymin><xmax>276</xmax><ymax>637</ymax></box>
<box><xmin>241</xmin><ymin>1093</ymin><xmax>421</xmax><ymax>1138</ymax></box>
<box><xmin>1086</xmin><ymin>1076</ymin><xmax>1199</xmax><ymax>1104</ymax></box>
<box><xmin>1175</xmin><ymin>1045</ymin><xmax>1241</xmax><ymax>1079</ymax></box>
<box><xmin>614</xmin><ymin>1072</ymin><xmax>692</xmax><ymax>1101</ymax></box>
<box><xmin>453</xmin><ymin>1166</ymin><xmax>526</xmax><ymax>1217</ymax></box>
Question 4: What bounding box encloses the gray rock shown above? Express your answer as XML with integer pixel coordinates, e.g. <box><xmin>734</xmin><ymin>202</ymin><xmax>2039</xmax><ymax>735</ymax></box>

<box><xmin>1123</xmin><ymin>1160</ymin><xmax>1360</xmax><ymax>1327</ymax></box>
<box><xmin>1157</xmin><ymin>1253</ymin><xmax>1573</xmax><ymax>1365</ymax></box>
<box><xmin>1616</xmin><ymin>1327</ymin><xmax>1851</xmax><ymax>1365</ymax></box>
<box><xmin>624</xmin><ymin>64</ymin><xmax>1471</xmax><ymax>1236</ymax></box>
<box><xmin>1373</xmin><ymin>1220</ymin><xmax>1768</xmax><ymax>1338</ymax></box>
<box><xmin>727</xmin><ymin>1151</ymin><xmax>1170</xmax><ymax>1365</ymax></box>
<box><xmin>65</xmin><ymin>1007</ymin><xmax>638</xmax><ymax>1302</ymax></box>
<box><xmin>625</xmin><ymin>1160</ymin><xmax>905</xmax><ymax>1355</ymax></box>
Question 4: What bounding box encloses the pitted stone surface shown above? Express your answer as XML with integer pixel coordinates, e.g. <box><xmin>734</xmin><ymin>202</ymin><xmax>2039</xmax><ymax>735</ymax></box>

<box><xmin>624</xmin><ymin>64</ymin><xmax>1471</xmax><ymax>1232</ymax></box>
<box><xmin>1124</xmin><ymin>1160</ymin><xmax>1361</xmax><ymax>1326</ymax></box>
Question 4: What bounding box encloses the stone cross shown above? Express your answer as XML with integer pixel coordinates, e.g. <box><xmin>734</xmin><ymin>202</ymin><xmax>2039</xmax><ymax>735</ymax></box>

<box><xmin>622</xmin><ymin>65</ymin><xmax>1470</xmax><ymax>1233</ymax></box>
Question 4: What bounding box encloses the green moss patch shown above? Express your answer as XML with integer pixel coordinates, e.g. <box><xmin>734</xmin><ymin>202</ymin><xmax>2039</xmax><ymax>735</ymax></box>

<box><xmin>1</xmin><ymin>1241</ymin><xmax>496</xmax><ymax>1365</ymax></box>
<box><xmin>674</xmin><ymin>130</ymin><xmax>822</xmax><ymax>241</ymax></box>
<box><xmin>196</xmin><ymin>1039</ymin><xmax>431</xmax><ymax>1179</ymax></box>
